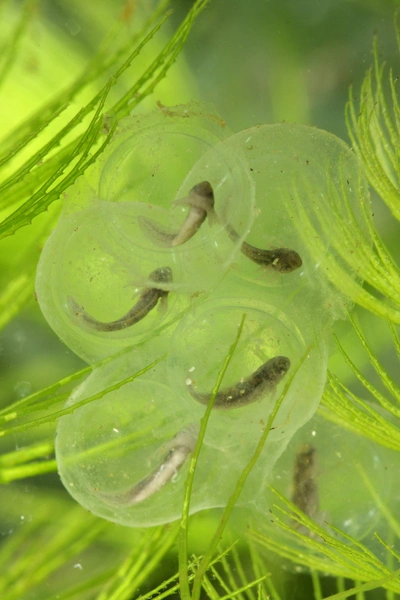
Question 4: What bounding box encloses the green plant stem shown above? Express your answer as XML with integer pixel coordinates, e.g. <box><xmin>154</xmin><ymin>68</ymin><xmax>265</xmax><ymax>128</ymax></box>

<box><xmin>190</xmin><ymin>346</ymin><xmax>310</xmax><ymax>600</ymax></box>
<box><xmin>178</xmin><ymin>313</ymin><xmax>247</xmax><ymax>600</ymax></box>
<box><xmin>0</xmin><ymin>0</ymin><xmax>34</xmax><ymax>89</ymax></box>
<box><xmin>323</xmin><ymin>568</ymin><xmax>400</xmax><ymax>600</ymax></box>
<box><xmin>0</xmin><ymin>353</ymin><xmax>166</xmax><ymax>438</ymax></box>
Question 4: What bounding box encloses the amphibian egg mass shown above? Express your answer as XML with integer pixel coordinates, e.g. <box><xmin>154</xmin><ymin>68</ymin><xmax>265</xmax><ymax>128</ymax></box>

<box><xmin>36</xmin><ymin>100</ymin><xmax>373</xmax><ymax>529</ymax></box>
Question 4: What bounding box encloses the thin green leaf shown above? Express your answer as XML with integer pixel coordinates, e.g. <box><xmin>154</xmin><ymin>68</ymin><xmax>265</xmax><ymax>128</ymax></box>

<box><xmin>322</xmin><ymin>569</ymin><xmax>400</xmax><ymax>600</ymax></box>
<box><xmin>0</xmin><ymin>353</ymin><xmax>166</xmax><ymax>438</ymax></box>
<box><xmin>0</xmin><ymin>0</ymin><xmax>35</xmax><ymax>89</ymax></box>
<box><xmin>179</xmin><ymin>313</ymin><xmax>247</xmax><ymax>600</ymax></box>
<box><xmin>191</xmin><ymin>346</ymin><xmax>311</xmax><ymax>600</ymax></box>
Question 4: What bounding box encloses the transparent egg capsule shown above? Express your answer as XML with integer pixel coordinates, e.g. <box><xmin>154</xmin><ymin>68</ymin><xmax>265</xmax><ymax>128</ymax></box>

<box><xmin>35</xmin><ymin>201</ymin><xmax>180</xmax><ymax>363</ymax></box>
<box><xmin>218</xmin><ymin>124</ymin><xmax>372</xmax><ymax>319</ymax></box>
<box><xmin>55</xmin><ymin>344</ymin><xmax>316</xmax><ymax>528</ymax></box>
<box><xmin>168</xmin><ymin>295</ymin><xmax>329</xmax><ymax>450</ymax></box>
<box><xmin>96</xmin><ymin>101</ymin><xmax>255</xmax><ymax>295</ymax></box>
<box><xmin>45</xmin><ymin>108</ymin><xmax>376</xmax><ymax>532</ymax></box>
<box><xmin>35</xmin><ymin>101</ymin><xmax>255</xmax><ymax>363</ymax></box>
<box><xmin>56</xmin><ymin>374</ymin><xmax>195</xmax><ymax>527</ymax></box>
<box><xmin>253</xmin><ymin>412</ymin><xmax>391</xmax><ymax>550</ymax></box>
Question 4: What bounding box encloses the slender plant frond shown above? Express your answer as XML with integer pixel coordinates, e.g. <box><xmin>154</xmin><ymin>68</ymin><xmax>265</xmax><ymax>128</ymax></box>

<box><xmin>182</xmin><ymin>345</ymin><xmax>311</xmax><ymax>600</ymax></box>
<box><xmin>0</xmin><ymin>353</ymin><xmax>166</xmax><ymax>438</ymax></box>
<box><xmin>290</xmin><ymin>166</ymin><xmax>400</xmax><ymax>323</ymax></box>
<box><xmin>0</xmin><ymin>0</ymin><xmax>35</xmax><ymax>90</ymax></box>
<box><xmin>179</xmin><ymin>314</ymin><xmax>248</xmax><ymax>600</ymax></box>
<box><xmin>346</xmin><ymin>34</ymin><xmax>400</xmax><ymax>222</ymax></box>
<box><xmin>0</xmin><ymin>441</ymin><xmax>57</xmax><ymax>483</ymax></box>
<box><xmin>1</xmin><ymin>3</ymin><xmax>400</xmax><ymax>600</ymax></box>
<box><xmin>249</xmin><ymin>487</ymin><xmax>400</xmax><ymax>594</ymax></box>
<box><xmin>0</xmin><ymin>0</ymin><xmax>209</xmax><ymax>241</ymax></box>
<box><xmin>320</xmin><ymin>315</ymin><xmax>400</xmax><ymax>452</ymax></box>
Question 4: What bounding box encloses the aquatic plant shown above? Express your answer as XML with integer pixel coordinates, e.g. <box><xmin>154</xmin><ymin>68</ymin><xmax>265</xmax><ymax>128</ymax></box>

<box><xmin>0</xmin><ymin>1</ymin><xmax>399</xmax><ymax>599</ymax></box>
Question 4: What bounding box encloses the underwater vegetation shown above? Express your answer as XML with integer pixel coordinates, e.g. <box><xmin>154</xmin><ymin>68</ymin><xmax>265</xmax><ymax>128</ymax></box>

<box><xmin>0</xmin><ymin>1</ymin><xmax>399</xmax><ymax>599</ymax></box>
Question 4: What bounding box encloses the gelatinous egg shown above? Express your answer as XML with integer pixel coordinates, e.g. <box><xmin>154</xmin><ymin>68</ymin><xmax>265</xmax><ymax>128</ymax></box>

<box><xmin>213</xmin><ymin>123</ymin><xmax>372</xmax><ymax>318</ymax></box>
<box><xmin>255</xmin><ymin>412</ymin><xmax>391</xmax><ymax>546</ymax></box>
<box><xmin>36</xmin><ymin>102</ymin><xmax>255</xmax><ymax>363</ymax></box>
<box><xmin>55</xmin><ymin>344</ymin><xmax>308</xmax><ymax>527</ymax></box>
<box><xmin>38</xmin><ymin>101</ymin><xmax>374</xmax><ymax>528</ymax></box>
<box><xmin>168</xmin><ymin>294</ymin><xmax>328</xmax><ymax>447</ymax></box>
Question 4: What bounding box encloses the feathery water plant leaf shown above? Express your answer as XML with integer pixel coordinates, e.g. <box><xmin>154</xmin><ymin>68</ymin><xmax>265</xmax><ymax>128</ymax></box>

<box><xmin>202</xmin><ymin>571</ymin><xmax>268</xmax><ymax>600</ymax></box>
<box><xmin>0</xmin><ymin>503</ymin><xmax>108</xmax><ymax>600</ymax></box>
<box><xmin>320</xmin><ymin>313</ymin><xmax>400</xmax><ymax>451</ymax></box>
<box><xmin>0</xmin><ymin>0</ymin><xmax>35</xmax><ymax>90</ymax></box>
<box><xmin>249</xmin><ymin>487</ymin><xmax>400</xmax><ymax>594</ymax></box>
<box><xmin>0</xmin><ymin>0</ymin><xmax>209</xmax><ymax>240</ymax></box>
<box><xmin>94</xmin><ymin>525</ymin><xmax>179</xmax><ymax>600</ymax></box>
<box><xmin>1</xmin><ymin>3</ymin><xmax>400</xmax><ymax>600</ymax></box>
<box><xmin>188</xmin><ymin>346</ymin><xmax>311</xmax><ymax>600</ymax></box>
<box><xmin>346</xmin><ymin>313</ymin><xmax>399</xmax><ymax>402</ymax></box>
<box><xmin>0</xmin><ymin>484</ymin><xmax>187</xmax><ymax>600</ymax></box>
<box><xmin>291</xmin><ymin>165</ymin><xmax>400</xmax><ymax>323</ymax></box>
<box><xmin>321</xmin><ymin>569</ymin><xmax>400</xmax><ymax>600</ymax></box>
<box><xmin>0</xmin><ymin>353</ymin><xmax>166</xmax><ymax>438</ymax></box>
<box><xmin>320</xmin><ymin>373</ymin><xmax>400</xmax><ymax>451</ymax></box>
<box><xmin>346</xmin><ymin>35</ymin><xmax>400</xmax><ymax>222</ymax></box>
<box><xmin>0</xmin><ymin>0</ymin><xmax>169</xmax><ymax>160</ymax></box>
<box><xmin>179</xmin><ymin>314</ymin><xmax>248</xmax><ymax>600</ymax></box>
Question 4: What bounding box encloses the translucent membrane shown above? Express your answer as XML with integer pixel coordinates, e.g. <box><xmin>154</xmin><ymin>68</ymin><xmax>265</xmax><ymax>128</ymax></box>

<box><xmin>219</xmin><ymin>124</ymin><xmax>372</xmax><ymax>318</ymax></box>
<box><xmin>36</xmin><ymin>102</ymin><xmax>373</xmax><ymax>528</ymax></box>
<box><xmin>253</xmin><ymin>411</ymin><xmax>393</xmax><ymax>551</ymax></box>
<box><xmin>36</xmin><ymin>103</ymin><xmax>255</xmax><ymax>363</ymax></box>
<box><xmin>55</xmin><ymin>367</ymin><xmax>197</xmax><ymax>528</ymax></box>
<box><xmin>55</xmin><ymin>332</ymin><xmax>327</xmax><ymax>527</ymax></box>
<box><xmin>168</xmin><ymin>294</ymin><xmax>328</xmax><ymax>446</ymax></box>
